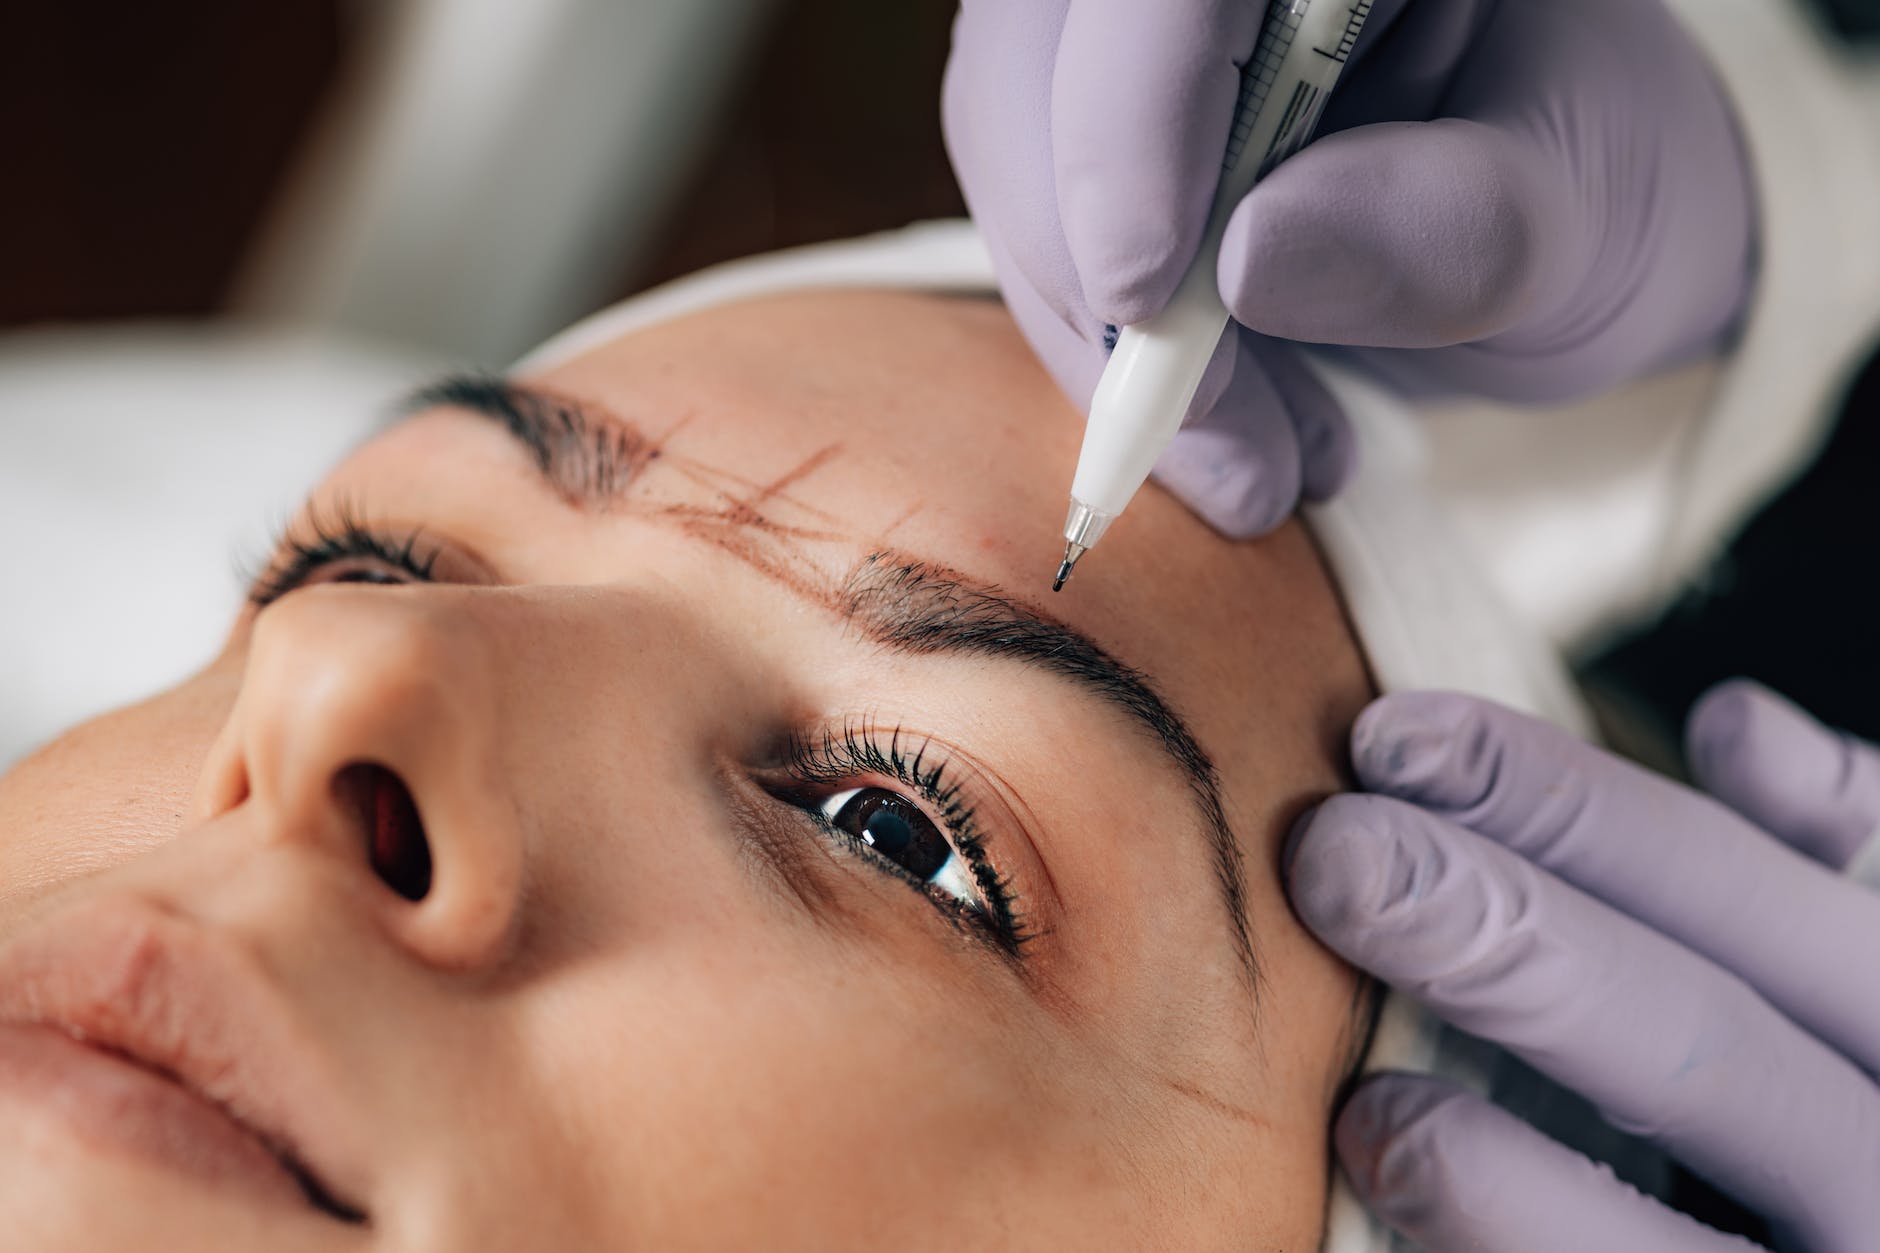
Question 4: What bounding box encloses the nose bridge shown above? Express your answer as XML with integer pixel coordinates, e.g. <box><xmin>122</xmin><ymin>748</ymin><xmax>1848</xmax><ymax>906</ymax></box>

<box><xmin>193</xmin><ymin>576</ymin><xmax>752</xmax><ymax>974</ymax></box>
<box><xmin>222</xmin><ymin>576</ymin><xmax>739</xmax><ymax>814</ymax></box>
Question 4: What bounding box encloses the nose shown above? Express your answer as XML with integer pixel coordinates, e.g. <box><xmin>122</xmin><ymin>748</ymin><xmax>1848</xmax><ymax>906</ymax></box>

<box><xmin>193</xmin><ymin>585</ymin><xmax>522</xmax><ymax>971</ymax></box>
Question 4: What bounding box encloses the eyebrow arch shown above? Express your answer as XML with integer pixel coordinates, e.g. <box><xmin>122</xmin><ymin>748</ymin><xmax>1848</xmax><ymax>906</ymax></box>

<box><xmin>844</xmin><ymin>558</ymin><xmax>1257</xmax><ymax>994</ymax></box>
<box><xmin>396</xmin><ymin>373</ymin><xmax>1259</xmax><ymax>994</ymax></box>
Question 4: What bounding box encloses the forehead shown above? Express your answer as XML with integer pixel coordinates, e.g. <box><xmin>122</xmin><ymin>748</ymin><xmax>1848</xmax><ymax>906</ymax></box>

<box><xmin>518</xmin><ymin>286</ymin><xmax>1367</xmax><ymax>861</ymax></box>
<box><xmin>532</xmin><ymin>291</ymin><xmax>1077</xmax><ymax>593</ymax></box>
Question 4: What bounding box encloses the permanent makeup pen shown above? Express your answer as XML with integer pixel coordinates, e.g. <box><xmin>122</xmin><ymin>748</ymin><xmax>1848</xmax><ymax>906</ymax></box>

<box><xmin>1053</xmin><ymin>0</ymin><xmax>1375</xmax><ymax>592</ymax></box>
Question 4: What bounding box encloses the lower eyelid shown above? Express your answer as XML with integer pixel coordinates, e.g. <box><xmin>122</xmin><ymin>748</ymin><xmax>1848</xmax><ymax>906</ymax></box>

<box><xmin>721</xmin><ymin>776</ymin><xmax>853</xmax><ymax>924</ymax></box>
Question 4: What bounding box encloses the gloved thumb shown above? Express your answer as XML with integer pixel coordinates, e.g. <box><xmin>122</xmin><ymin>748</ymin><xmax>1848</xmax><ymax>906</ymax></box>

<box><xmin>1217</xmin><ymin>116</ymin><xmax>1562</xmax><ymax>353</ymax></box>
<box><xmin>1334</xmin><ymin>1073</ymin><xmax>1761</xmax><ymax>1253</ymax></box>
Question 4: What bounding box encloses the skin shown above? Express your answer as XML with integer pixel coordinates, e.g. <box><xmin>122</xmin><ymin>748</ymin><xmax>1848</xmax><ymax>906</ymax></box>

<box><xmin>0</xmin><ymin>290</ymin><xmax>1373</xmax><ymax>1251</ymax></box>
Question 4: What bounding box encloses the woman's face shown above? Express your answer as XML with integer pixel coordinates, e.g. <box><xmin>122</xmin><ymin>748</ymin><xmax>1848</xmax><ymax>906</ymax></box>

<box><xmin>0</xmin><ymin>291</ymin><xmax>1371</xmax><ymax>1250</ymax></box>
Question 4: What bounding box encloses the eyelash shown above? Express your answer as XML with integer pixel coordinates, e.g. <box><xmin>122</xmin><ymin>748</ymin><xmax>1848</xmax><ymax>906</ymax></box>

<box><xmin>244</xmin><ymin>517</ymin><xmax>1032</xmax><ymax>958</ymax></box>
<box><xmin>248</xmin><ymin>508</ymin><xmax>439</xmax><ymax>608</ymax></box>
<box><xmin>780</xmin><ymin>722</ymin><xmax>1031</xmax><ymax>957</ymax></box>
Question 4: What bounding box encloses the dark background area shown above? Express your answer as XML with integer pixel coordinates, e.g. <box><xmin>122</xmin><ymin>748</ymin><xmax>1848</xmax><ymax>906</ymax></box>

<box><xmin>3</xmin><ymin>0</ymin><xmax>1876</xmax><ymax>326</ymax></box>
<box><xmin>0</xmin><ymin>0</ymin><xmax>963</xmax><ymax>327</ymax></box>
<box><xmin>1586</xmin><ymin>342</ymin><xmax>1880</xmax><ymax>760</ymax></box>
<box><xmin>1</xmin><ymin>0</ymin><xmax>1876</xmax><ymax>762</ymax></box>
<box><xmin>0</xmin><ymin>1</ymin><xmax>343</xmax><ymax>323</ymax></box>
<box><xmin>1820</xmin><ymin>0</ymin><xmax>1880</xmax><ymax>35</ymax></box>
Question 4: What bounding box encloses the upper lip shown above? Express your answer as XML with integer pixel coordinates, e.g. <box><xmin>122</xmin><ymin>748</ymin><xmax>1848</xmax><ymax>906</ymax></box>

<box><xmin>0</xmin><ymin>895</ymin><xmax>368</xmax><ymax>1223</ymax></box>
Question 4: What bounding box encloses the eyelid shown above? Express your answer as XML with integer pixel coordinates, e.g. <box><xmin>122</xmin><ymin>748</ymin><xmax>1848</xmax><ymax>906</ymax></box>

<box><xmin>245</xmin><ymin>503</ymin><xmax>498</xmax><ymax>607</ymax></box>
<box><xmin>897</xmin><ymin>740</ymin><xmax>1061</xmax><ymax>952</ymax></box>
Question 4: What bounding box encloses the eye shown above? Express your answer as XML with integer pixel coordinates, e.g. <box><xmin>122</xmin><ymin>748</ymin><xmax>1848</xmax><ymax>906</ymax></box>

<box><xmin>776</xmin><ymin>725</ymin><xmax>1029</xmax><ymax>955</ymax></box>
<box><xmin>817</xmin><ymin>787</ymin><xmax>981</xmax><ymax>910</ymax></box>
<box><xmin>249</xmin><ymin>515</ymin><xmax>439</xmax><ymax>608</ymax></box>
<box><xmin>319</xmin><ymin>566</ymin><xmax>409</xmax><ymax>588</ymax></box>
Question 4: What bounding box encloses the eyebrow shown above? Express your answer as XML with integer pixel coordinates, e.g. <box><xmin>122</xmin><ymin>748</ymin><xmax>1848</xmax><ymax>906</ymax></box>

<box><xmin>398</xmin><ymin>374</ymin><xmax>655</xmax><ymax>506</ymax></box>
<box><xmin>396</xmin><ymin>374</ymin><xmax>1259</xmax><ymax>992</ymax></box>
<box><xmin>841</xmin><ymin>555</ymin><xmax>1255</xmax><ymax>989</ymax></box>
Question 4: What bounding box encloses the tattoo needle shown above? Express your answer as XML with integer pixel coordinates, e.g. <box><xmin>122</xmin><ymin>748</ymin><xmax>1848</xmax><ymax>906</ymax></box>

<box><xmin>1053</xmin><ymin>543</ymin><xmax>1084</xmax><ymax>593</ymax></box>
<box><xmin>1049</xmin><ymin>0</ymin><xmax>1372</xmax><ymax>591</ymax></box>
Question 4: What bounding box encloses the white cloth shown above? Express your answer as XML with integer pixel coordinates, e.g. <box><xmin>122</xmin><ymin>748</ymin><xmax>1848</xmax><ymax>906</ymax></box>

<box><xmin>0</xmin><ymin>326</ymin><xmax>439</xmax><ymax>769</ymax></box>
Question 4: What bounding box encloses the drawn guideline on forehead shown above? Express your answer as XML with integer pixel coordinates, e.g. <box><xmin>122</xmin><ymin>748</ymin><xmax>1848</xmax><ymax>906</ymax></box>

<box><xmin>653</xmin><ymin>445</ymin><xmax>858</xmax><ymax>611</ymax></box>
<box><xmin>404</xmin><ymin>375</ymin><xmax>935</xmax><ymax>611</ymax></box>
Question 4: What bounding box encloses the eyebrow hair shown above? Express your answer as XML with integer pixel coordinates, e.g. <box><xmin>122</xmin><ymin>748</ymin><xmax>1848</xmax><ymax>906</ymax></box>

<box><xmin>397</xmin><ymin>373</ymin><xmax>1259</xmax><ymax>993</ymax></box>
<box><xmin>398</xmin><ymin>374</ymin><xmax>652</xmax><ymax>506</ymax></box>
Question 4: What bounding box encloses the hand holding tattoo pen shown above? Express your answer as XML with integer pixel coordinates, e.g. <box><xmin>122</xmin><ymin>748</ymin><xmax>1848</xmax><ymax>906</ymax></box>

<box><xmin>1053</xmin><ymin>0</ymin><xmax>1374</xmax><ymax>590</ymax></box>
<box><xmin>948</xmin><ymin>0</ymin><xmax>1755</xmax><ymax>562</ymax></box>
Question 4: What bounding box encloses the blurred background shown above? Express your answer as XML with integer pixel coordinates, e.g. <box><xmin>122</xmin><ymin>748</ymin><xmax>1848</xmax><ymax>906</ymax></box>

<box><xmin>0</xmin><ymin>0</ymin><xmax>1878</xmax><ymax>770</ymax></box>
<box><xmin>0</xmin><ymin>0</ymin><xmax>963</xmax><ymax>354</ymax></box>
<box><xmin>0</xmin><ymin>0</ymin><xmax>965</xmax><ymax>765</ymax></box>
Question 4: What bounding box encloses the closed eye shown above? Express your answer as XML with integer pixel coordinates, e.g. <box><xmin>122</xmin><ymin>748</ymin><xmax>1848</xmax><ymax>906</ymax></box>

<box><xmin>248</xmin><ymin>508</ymin><xmax>438</xmax><ymax>608</ymax></box>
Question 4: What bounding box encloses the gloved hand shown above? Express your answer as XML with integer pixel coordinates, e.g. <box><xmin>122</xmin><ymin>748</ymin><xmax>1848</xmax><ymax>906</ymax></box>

<box><xmin>942</xmin><ymin>0</ymin><xmax>1757</xmax><ymax>536</ymax></box>
<box><xmin>1284</xmin><ymin>680</ymin><xmax>1880</xmax><ymax>1253</ymax></box>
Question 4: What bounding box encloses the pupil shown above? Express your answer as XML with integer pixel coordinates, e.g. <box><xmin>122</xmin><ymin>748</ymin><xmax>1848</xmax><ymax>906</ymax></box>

<box><xmin>841</xmin><ymin>790</ymin><xmax>949</xmax><ymax>880</ymax></box>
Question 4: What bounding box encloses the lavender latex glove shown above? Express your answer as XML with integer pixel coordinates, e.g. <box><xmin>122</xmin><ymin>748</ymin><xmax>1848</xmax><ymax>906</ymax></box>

<box><xmin>1284</xmin><ymin>681</ymin><xmax>1880</xmax><ymax>1252</ymax></box>
<box><xmin>942</xmin><ymin>0</ymin><xmax>1756</xmax><ymax>536</ymax></box>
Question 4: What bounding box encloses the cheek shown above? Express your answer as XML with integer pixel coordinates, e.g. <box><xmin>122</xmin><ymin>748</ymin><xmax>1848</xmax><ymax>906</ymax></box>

<box><xmin>0</xmin><ymin>655</ymin><xmax>240</xmax><ymax>921</ymax></box>
<box><xmin>497</xmin><ymin>926</ymin><xmax>1108</xmax><ymax>1246</ymax></box>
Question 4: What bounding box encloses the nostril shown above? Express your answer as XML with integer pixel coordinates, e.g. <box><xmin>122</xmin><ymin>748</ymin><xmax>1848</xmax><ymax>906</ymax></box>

<box><xmin>334</xmin><ymin>763</ymin><xmax>432</xmax><ymax>902</ymax></box>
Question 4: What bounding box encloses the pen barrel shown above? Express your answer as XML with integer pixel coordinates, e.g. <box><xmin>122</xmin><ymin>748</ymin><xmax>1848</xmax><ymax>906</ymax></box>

<box><xmin>1071</xmin><ymin>274</ymin><xmax>1232</xmax><ymax>519</ymax></box>
<box><xmin>1062</xmin><ymin>0</ymin><xmax>1370</xmax><ymax>539</ymax></box>
<box><xmin>1217</xmin><ymin>0</ymin><xmax>1360</xmax><ymax>212</ymax></box>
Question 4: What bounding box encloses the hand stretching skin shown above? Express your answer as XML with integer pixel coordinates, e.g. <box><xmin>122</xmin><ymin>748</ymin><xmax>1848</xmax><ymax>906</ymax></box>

<box><xmin>943</xmin><ymin>0</ymin><xmax>1757</xmax><ymax>536</ymax></box>
<box><xmin>1285</xmin><ymin>680</ymin><xmax>1880</xmax><ymax>1253</ymax></box>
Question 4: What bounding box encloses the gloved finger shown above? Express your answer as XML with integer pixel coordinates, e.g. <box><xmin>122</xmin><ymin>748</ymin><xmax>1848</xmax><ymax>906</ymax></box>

<box><xmin>1050</xmin><ymin>0</ymin><xmax>1262</xmax><ymax>325</ymax></box>
<box><xmin>1686</xmin><ymin>679</ymin><xmax>1880</xmax><ymax>874</ymax></box>
<box><xmin>1216</xmin><ymin>117</ymin><xmax>1552</xmax><ymax>351</ymax></box>
<box><xmin>1351</xmin><ymin>691</ymin><xmax>1880</xmax><ymax>1076</ymax></box>
<box><xmin>942</xmin><ymin>1</ymin><xmax>1101</xmax><ymax>346</ymax></box>
<box><xmin>1336</xmin><ymin>1073</ymin><xmax>1762</xmax><ymax>1253</ymax></box>
<box><xmin>1287</xmin><ymin>795</ymin><xmax>1880</xmax><ymax>1253</ymax></box>
<box><xmin>1228</xmin><ymin>0</ymin><xmax>1752</xmax><ymax>404</ymax></box>
<box><xmin>1244</xmin><ymin>337</ymin><xmax>1354</xmax><ymax>502</ymax></box>
<box><xmin>976</xmin><ymin>225</ymin><xmax>1109</xmax><ymax>410</ymax></box>
<box><xmin>1150</xmin><ymin>332</ymin><xmax>1301</xmax><ymax>538</ymax></box>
